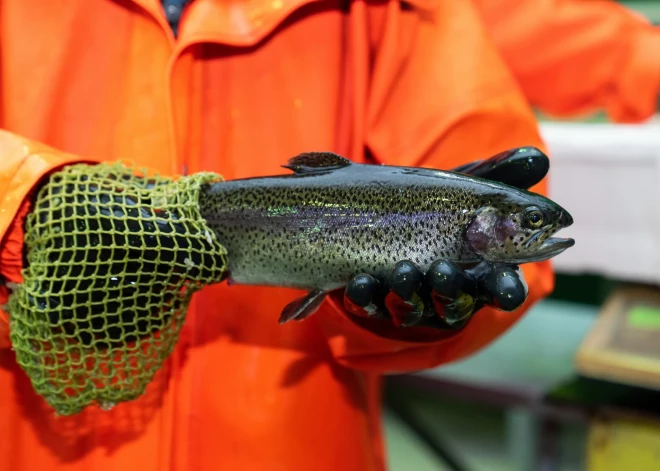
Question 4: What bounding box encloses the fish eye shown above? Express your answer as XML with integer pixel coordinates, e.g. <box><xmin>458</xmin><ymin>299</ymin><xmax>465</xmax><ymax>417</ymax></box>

<box><xmin>524</xmin><ymin>207</ymin><xmax>545</xmax><ymax>228</ymax></box>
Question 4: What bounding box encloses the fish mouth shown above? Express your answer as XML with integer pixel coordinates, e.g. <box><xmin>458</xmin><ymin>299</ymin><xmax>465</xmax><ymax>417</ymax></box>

<box><xmin>536</xmin><ymin>236</ymin><xmax>575</xmax><ymax>259</ymax></box>
<box><xmin>515</xmin><ymin>236</ymin><xmax>575</xmax><ymax>263</ymax></box>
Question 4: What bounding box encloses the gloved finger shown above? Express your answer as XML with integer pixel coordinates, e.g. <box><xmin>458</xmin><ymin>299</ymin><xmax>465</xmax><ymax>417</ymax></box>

<box><xmin>425</xmin><ymin>260</ymin><xmax>476</xmax><ymax>327</ymax></box>
<box><xmin>479</xmin><ymin>264</ymin><xmax>528</xmax><ymax>312</ymax></box>
<box><xmin>450</xmin><ymin>160</ymin><xmax>483</xmax><ymax>174</ymax></box>
<box><xmin>431</xmin><ymin>292</ymin><xmax>477</xmax><ymax>328</ymax></box>
<box><xmin>456</xmin><ymin>147</ymin><xmax>549</xmax><ymax>190</ymax></box>
<box><xmin>344</xmin><ymin>273</ymin><xmax>386</xmax><ymax>319</ymax></box>
<box><xmin>425</xmin><ymin>260</ymin><xmax>468</xmax><ymax>300</ymax></box>
<box><xmin>386</xmin><ymin>261</ymin><xmax>425</xmax><ymax>327</ymax></box>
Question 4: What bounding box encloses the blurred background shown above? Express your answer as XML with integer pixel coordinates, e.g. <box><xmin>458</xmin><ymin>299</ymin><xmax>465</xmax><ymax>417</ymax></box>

<box><xmin>382</xmin><ymin>2</ymin><xmax>660</xmax><ymax>470</ymax></box>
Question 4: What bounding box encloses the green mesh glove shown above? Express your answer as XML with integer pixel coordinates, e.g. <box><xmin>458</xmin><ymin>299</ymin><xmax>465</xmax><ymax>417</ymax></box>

<box><xmin>7</xmin><ymin>162</ymin><xmax>228</xmax><ymax>415</ymax></box>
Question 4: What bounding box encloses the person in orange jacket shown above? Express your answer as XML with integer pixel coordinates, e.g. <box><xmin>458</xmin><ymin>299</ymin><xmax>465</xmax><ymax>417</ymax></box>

<box><xmin>0</xmin><ymin>0</ymin><xmax>658</xmax><ymax>470</ymax></box>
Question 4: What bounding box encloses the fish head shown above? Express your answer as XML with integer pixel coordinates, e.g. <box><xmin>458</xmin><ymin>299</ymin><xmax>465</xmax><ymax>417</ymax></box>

<box><xmin>464</xmin><ymin>190</ymin><xmax>574</xmax><ymax>264</ymax></box>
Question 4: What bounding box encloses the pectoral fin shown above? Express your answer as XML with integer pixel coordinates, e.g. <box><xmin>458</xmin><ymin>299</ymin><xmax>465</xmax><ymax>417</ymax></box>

<box><xmin>278</xmin><ymin>290</ymin><xmax>328</xmax><ymax>324</ymax></box>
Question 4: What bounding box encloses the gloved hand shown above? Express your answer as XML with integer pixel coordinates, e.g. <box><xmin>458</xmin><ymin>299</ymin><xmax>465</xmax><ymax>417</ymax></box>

<box><xmin>342</xmin><ymin>147</ymin><xmax>550</xmax><ymax>330</ymax></box>
<box><xmin>6</xmin><ymin>161</ymin><xmax>228</xmax><ymax>414</ymax></box>
<box><xmin>10</xmin><ymin>162</ymin><xmax>229</xmax><ymax>346</ymax></box>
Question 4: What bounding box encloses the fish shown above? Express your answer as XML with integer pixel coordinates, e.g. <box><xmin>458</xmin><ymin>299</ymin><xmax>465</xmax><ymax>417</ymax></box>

<box><xmin>199</xmin><ymin>152</ymin><xmax>574</xmax><ymax>324</ymax></box>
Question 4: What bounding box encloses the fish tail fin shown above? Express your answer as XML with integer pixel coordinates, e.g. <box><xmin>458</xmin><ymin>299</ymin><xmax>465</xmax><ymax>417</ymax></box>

<box><xmin>278</xmin><ymin>290</ymin><xmax>328</xmax><ymax>324</ymax></box>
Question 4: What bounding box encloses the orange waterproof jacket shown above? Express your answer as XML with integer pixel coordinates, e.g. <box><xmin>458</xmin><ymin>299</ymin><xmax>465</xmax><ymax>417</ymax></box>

<box><xmin>0</xmin><ymin>1</ymin><xmax>658</xmax><ymax>470</ymax></box>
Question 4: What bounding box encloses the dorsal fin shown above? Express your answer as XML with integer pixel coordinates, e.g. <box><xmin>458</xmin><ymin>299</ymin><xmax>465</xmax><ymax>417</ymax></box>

<box><xmin>282</xmin><ymin>152</ymin><xmax>352</xmax><ymax>174</ymax></box>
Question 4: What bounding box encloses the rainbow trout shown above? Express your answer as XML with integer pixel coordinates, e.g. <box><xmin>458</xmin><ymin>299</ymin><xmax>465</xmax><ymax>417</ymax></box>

<box><xmin>200</xmin><ymin>152</ymin><xmax>574</xmax><ymax>323</ymax></box>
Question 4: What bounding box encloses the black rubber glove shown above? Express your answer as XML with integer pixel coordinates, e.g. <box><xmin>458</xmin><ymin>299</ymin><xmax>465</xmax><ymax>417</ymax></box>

<box><xmin>342</xmin><ymin>147</ymin><xmax>549</xmax><ymax>330</ymax></box>
<box><xmin>14</xmin><ymin>163</ymin><xmax>228</xmax><ymax>347</ymax></box>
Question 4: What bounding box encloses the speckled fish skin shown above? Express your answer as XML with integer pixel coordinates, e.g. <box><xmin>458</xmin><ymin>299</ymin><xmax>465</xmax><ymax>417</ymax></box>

<box><xmin>199</xmin><ymin>153</ymin><xmax>574</xmax><ymax>294</ymax></box>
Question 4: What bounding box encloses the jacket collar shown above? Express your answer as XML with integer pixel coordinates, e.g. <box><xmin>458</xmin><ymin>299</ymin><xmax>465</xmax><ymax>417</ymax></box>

<box><xmin>132</xmin><ymin>0</ymin><xmax>322</xmax><ymax>48</ymax></box>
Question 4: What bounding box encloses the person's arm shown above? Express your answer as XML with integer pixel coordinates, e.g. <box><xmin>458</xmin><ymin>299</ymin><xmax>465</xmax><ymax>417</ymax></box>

<box><xmin>473</xmin><ymin>0</ymin><xmax>660</xmax><ymax>123</ymax></box>
<box><xmin>314</xmin><ymin>0</ymin><xmax>555</xmax><ymax>372</ymax></box>
<box><xmin>0</xmin><ymin>130</ymin><xmax>96</xmax><ymax>348</ymax></box>
<box><xmin>0</xmin><ymin>134</ymin><xmax>230</xmax><ymax>413</ymax></box>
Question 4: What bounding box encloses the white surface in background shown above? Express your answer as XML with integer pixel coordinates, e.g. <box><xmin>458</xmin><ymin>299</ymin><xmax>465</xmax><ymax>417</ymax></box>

<box><xmin>540</xmin><ymin>121</ymin><xmax>660</xmax><ymax>284</ymax></box>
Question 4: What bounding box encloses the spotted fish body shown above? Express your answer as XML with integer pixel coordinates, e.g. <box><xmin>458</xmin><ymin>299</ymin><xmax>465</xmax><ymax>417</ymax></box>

<box><xmin>199</xmin><ymin>152</ymin><xmax>574</xmax><ymax>323</ymax></box>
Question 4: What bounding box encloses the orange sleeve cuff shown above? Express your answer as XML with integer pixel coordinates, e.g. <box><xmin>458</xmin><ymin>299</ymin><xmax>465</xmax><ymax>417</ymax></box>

<box><xmin>0</xmin><ymin>198</ymin><xmax>33</xmax><ymax>348</ymax></box>
<box><xmin>0</xmin><ymin>130</ymin><xmax>97</xmax><ymax>348</ymax></box>
<box><xmin>1</xmin><ymin>197</ymin><xmax>33</xmax><ymax>286</ymax></box>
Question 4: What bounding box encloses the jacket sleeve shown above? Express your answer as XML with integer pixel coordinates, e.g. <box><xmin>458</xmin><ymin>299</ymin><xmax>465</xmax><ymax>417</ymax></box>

<box><xmin>0</xmin><ymin>130</ymin><xmax>95</xmax><ymax>348</ymax></box>
<box><xmin>315</xmin><ymin>0</ymin><xmax>555</xmax><ymax>373</ymax></box>
<box><xmin>473</xmin><ymin>0</ymin><xmax>660</xmax><ymax>123</ymax></box>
